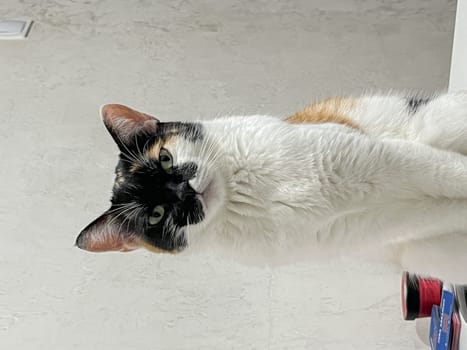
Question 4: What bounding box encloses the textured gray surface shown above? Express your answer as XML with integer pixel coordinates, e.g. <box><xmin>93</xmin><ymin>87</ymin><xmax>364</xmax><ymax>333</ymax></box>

<box><xmin>0</xmin><ymin>0</ymin><xmax>456</xmax><ymax>349</ymax></box>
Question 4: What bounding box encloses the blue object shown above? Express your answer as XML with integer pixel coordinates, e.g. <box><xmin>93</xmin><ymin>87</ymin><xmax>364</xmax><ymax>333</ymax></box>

<box><xmin>430</xmin><ymin>305</ymin><xmax>440</xmax><ymax>350</ymax></box>
<box><xmin>429</xmin><ymin>286</ymin><xmax>455</xmax><ymax>350</ymax></box>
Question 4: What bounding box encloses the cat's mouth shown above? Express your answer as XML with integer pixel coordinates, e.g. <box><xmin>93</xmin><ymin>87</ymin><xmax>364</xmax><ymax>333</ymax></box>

<box><xmin>198</xmin><ymin>179</ymin><xmax>214</xmax><ymax>210</ymax></box>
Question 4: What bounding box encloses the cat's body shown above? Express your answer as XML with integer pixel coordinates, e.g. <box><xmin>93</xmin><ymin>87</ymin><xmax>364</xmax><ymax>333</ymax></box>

<box><xmin>77</xmin><ymin>91</ymin><xmax>467</xmax><ymax>284</ymax></box>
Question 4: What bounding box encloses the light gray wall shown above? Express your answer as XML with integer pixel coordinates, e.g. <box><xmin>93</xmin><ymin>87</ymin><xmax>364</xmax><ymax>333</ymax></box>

<box><xmin>0</xmin><ymin>1</ymin><xmax>455</xmax><ymax>349</ymax></box>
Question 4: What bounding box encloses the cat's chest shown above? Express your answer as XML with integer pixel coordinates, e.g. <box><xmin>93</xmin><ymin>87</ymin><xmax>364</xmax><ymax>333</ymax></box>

<box><xmin>222</xmin><ymin>168</ymin><xmax>328</xmax><ymax>233</ymax></box>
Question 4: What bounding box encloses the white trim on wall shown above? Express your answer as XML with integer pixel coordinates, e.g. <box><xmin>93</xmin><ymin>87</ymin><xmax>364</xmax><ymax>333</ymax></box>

<box><xmin>449</xmin><ymin>0</ymin><xmax>467</xmax><ymax>91</ymax></box>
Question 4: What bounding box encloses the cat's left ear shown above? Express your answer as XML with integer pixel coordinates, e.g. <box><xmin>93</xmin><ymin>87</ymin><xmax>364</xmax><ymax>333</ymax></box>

<box><xmin>100</xmin><ymin>104</ymin><xmax>159</xmax><ymax>151</ymax></box>
<box><xmin>75</xmin><ymin>209</ymin><xmax>141</xmax><ymax>252</ymax></box>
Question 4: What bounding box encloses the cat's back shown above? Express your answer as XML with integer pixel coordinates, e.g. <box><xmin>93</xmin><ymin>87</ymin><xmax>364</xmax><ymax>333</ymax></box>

<box><xmin>286</xmin><ymin>91</ymin><xmax>467</xmax><ymax>141</ymax></box>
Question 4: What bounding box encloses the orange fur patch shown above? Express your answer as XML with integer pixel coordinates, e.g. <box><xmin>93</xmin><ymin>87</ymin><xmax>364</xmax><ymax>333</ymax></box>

<box><xmin>127</xmin><ymin>137</ymin><xmax>176</xmax><ymax>173</ymax></box>
<box><xmin>129</xmin><ymin>163</ymin><xmax>141</xmax><ymax>173</ymax></box>
<box><xmin>147</xmin><ymin>136</ymin><xmax>177</xmax><ymax>160</ymax></box>
<box><xmin>140</xmin><ymin>239</ymin><xmax>176</xmax><ymax>254</ymax></box>
<box><xmin>162</xmin><ymin>135</ymin><xmax>177</xmax><ymax>148</ymax></box>
<box><xmin>287</xmin><ymin>98</ymin><xmax>360</xmax><ymax>130</ymax></box>
<box><xmin>147</xmin><ymin>140</ymin><xmax>163</xmax><ymax>160</ymax></box>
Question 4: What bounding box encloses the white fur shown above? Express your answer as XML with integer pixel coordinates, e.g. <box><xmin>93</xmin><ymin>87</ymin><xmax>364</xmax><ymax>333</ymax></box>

<box><xmin>167</xmin><ymin>91</ymin><xmax>467</xmax><ymax>283</ymax></box>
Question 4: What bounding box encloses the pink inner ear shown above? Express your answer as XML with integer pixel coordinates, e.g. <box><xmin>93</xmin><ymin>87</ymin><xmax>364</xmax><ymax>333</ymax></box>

<box><xmin>101</xmin><ymin>104</ymin><xmax>158</xmax><ymax>124</ymax></box>
<box><xmin>100</xmin><ymin>104</ymin><xmax>159</xmax><ymax>143</ymax></box>
<box><xmin>88</xmin><ymin>236</ymin><xmax>140</xmax><ymax>252</ymax></box>
<box><xmin>76</xmin><ymin>212</ymin><xmax>143</xmax><ymax>253</ymax></box>
<box><xmin>81</xmin><ymin>229</ymin><xmax>141</xmax><ymax>252</ymax></box>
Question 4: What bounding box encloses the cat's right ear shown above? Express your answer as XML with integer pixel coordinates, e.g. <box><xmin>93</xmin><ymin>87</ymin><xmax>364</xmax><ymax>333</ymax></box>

<box><xmin>100</xmin><ymin>104</ymin><xmax>159</xmax><ymax>151</ymax></box>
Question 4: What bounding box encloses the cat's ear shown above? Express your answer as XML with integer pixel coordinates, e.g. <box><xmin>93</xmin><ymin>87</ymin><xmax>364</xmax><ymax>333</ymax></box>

<box><xmin>100</xmin><ymin>104</ymin><xmax>159</xmax><ymax>151</ymax></box>
<box><xmin>75</xmin><ymin>209</ymin><xmax>141</xmax><ymax>252</ymax></box>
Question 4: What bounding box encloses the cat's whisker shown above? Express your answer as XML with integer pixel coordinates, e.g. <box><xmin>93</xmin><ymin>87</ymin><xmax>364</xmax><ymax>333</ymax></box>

<box><xmin>115</xmin><ymin>133</ymin><xmax>144</xmax><ymax>166</ymax></box>
<box><xmin>162</xmin><ymin>216</ymin><xmax>180</xmax><ymax>247</ymax></box>
<box><xmin>120</xmin><ymin>205</ymin><xmax>142</xmax><ymax>233</ymax></box>
<box><xmin>205</xmin><ymin>137</ymin><xmax>222</xmax><ymax>163</ymax></box>
<box><xmin>118</xmin><ymin>157</ymin><xmax>139</xmax><ymax>166</ymax></box>
<box><xmin>109</xmin><ymin>203</ymin><xmax>138</xmax><ymax>224</ymax></box>
<box><xmin>118</xmin><ymin>205</ymin><xmax>143</xmax><ymax>235</ymax></box>
<box><xmin>142</xmin><ymin>139</ymin><xmax>152</xmax><ymax>164</ymax></box>
<box><xmin>107</xmin><ymin>202</ymin><xmax>139</xmax><ymax>228</ymax></box>
<box><xmin>106</xmin><ymin>202</ymin><xmax>134</xmax><ymax>215</ymax></box>
<box><xmin>133</xmin><ymin>133</ymin><xmax>150</xmax><ymax>167</ymax></box>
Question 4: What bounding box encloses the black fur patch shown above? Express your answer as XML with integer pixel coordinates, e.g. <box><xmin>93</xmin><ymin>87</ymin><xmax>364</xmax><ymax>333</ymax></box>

<box><xmin>406</xmin><ymin>97</ymin><xmax>430</xmax><ymax>115</ymax></box>
<box><xmin>115</xmin><ymin>122</ymin><xmax>204</xmax><ymax>251</ymax></box>
<box><xmin>110</xmin><ymin>151</ymin><xmax>203</xmax><ymax>251</ymax></box>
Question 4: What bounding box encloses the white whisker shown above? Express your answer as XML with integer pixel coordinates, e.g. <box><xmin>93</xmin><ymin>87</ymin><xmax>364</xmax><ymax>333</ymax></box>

<box><xmin>115</xmin><ymin>133</ymin><xmax>141</xmax><ymax>165</ymax></box>
<box><xmin>107</xmin><ymin>202</ymin><xmax>139</xmax><ymax>228</ymax></box>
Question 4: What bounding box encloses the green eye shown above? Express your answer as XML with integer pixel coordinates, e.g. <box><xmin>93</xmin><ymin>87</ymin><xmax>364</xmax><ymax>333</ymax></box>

<box><xmin>159</xmin><ymin>148</ymin><xmax>173</xmax><ymax>171</ymax></box>
<box><xmin>149</xmin><ymin>205</ymin><xmax>165</xmax><ymax>225</ymax></box>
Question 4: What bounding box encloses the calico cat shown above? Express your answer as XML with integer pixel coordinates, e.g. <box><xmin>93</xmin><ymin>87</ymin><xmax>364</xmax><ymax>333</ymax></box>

<box><xmin>76</xmin><ymin>92</ymin><xmax>467</xmax><ymax>283</ymax></box>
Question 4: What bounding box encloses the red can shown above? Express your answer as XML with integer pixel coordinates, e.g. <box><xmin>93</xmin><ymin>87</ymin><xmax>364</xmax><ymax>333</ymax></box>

<box><xmin>401</xmin><ymin>271</ymin><xmax>443</xmax><ymax>320</ymax></box>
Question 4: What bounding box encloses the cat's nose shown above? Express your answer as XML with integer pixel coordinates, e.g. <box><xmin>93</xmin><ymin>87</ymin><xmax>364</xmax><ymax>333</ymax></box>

<box><xmin>166</xmin><ymin>181</ymin><xmax>196</xmax><ymax>201</ymax></box>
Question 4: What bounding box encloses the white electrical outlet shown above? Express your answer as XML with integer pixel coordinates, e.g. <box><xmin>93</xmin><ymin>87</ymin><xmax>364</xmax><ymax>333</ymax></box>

<box><xmin>0</xmin><ymin>19</ymin><xmax>33</xmax><ymax>40</ymax></box>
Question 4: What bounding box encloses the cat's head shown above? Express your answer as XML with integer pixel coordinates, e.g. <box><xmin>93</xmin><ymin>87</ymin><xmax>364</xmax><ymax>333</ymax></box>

<box><xmin>75</xmin><ymin>104</ymin><xmax>223</xmax><ymax>254</ymax></box>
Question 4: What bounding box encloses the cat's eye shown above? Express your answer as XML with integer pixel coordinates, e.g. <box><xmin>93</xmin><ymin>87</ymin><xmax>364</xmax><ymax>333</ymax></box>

<box><xmin>149</xmin><ymin>205</ymin><xmax>165</xmax><ymax>225</ymax></box>
<box><xmin>159</xmin><ymin>148</ymin><xmax>173</xmax><ymax>171</ymax></box>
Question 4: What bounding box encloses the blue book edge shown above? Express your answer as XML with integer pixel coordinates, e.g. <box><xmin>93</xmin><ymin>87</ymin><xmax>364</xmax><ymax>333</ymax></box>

<box><xmin>430</xmin><ymin>305</ymin><xmax>440</xmax><ymax>350</ymax></box>
<box><xmin>436</xmin><ymin>286</ymin><xmax>455</xmax><ymax>350</ymax></box>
